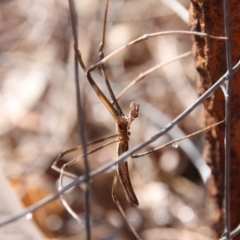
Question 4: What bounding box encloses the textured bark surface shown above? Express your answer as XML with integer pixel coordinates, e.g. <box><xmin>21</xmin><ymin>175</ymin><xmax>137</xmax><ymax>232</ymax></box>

<box><xmin>189</xmin><ymin>0</ymin><xmax>240</xmax><ymax>239</ymax></box>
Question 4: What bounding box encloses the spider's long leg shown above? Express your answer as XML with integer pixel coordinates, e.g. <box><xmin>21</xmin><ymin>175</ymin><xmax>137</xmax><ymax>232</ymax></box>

<box><xmin>69</xmin><ymin>0</ymin><xmax>121</xmax><ymax>122</ymax></box>
<box><xmin>70</xmin><ymin>0</ymin><xmax>120</xmax><ymax>123</ymax></box>
<box><xmin>112</xmin><ymin>172</ymin><xmax>142</xmax><ymax>240</ymax></box>
<box><xmin>52</xmin><ymin>134</ymin><xmax>118</xmax><ymax>178</ymax></box>
<box><xmin>87</xmin><ymin>69</ymin><xmax>120</xmax><ymax>122</ymax></box>
<box><xmin>99</xmin><ymin>0</ymin><xmax>123</xmax><ymax>115</ymax></box>
<box><xmin>132</xmin><ymin>120</ymin><xmax>224</xmax><ymax>158</ymax></box>
<box><xmin>56</xmin><ymin>137</ymin><xmax>119</xmax><ymax>226</ymax></box>
<box><xmin>116</xmin><ymin>51</ymin><xmax>192</xmax><ymax>101</ymax></box>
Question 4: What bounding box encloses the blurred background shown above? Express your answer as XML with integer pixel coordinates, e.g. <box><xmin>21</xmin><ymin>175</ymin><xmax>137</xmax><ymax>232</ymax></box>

<box><xmin>0</xmin><ymin>0</ymin><xmax>214</xmax><ymax>239</ymax></box>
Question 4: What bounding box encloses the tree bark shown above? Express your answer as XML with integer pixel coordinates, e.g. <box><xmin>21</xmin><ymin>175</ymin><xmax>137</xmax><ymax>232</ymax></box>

<box><xmin>189</xmin><ymin>0</ymin><xmax>240</xmax><ymax>239</ymax></box>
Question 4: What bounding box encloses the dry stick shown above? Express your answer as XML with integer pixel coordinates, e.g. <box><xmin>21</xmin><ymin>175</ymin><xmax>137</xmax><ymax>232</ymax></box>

<box><xmin>132</xmin><ymin>120</ymin><xmax>225</xmax><ymax>158</ymax></box>
<box><xmin>116</xmin><ymin>51</ymin><xmax>192</xmax><ymax>100</ymax></box>
<box><xmin>0</xmin><ymin>61</ymin><xmax>239</xmax><ymax>228</ymax></box>
<box><xmin>88</xmin><ymin>30</ymin><xmax>227</xmax><ymax>72</ymax></box>
<box><xmin>223</xmin><ymin>0</ymin><xmax>233</xmax><ymax>239</ymax></box>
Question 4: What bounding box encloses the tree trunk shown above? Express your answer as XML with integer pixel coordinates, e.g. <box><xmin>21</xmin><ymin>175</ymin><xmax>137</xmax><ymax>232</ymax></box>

<box><xmin>189</xmin><ymin>0</ymin><xmax>240</xmax><ymax>239</ymax></box>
